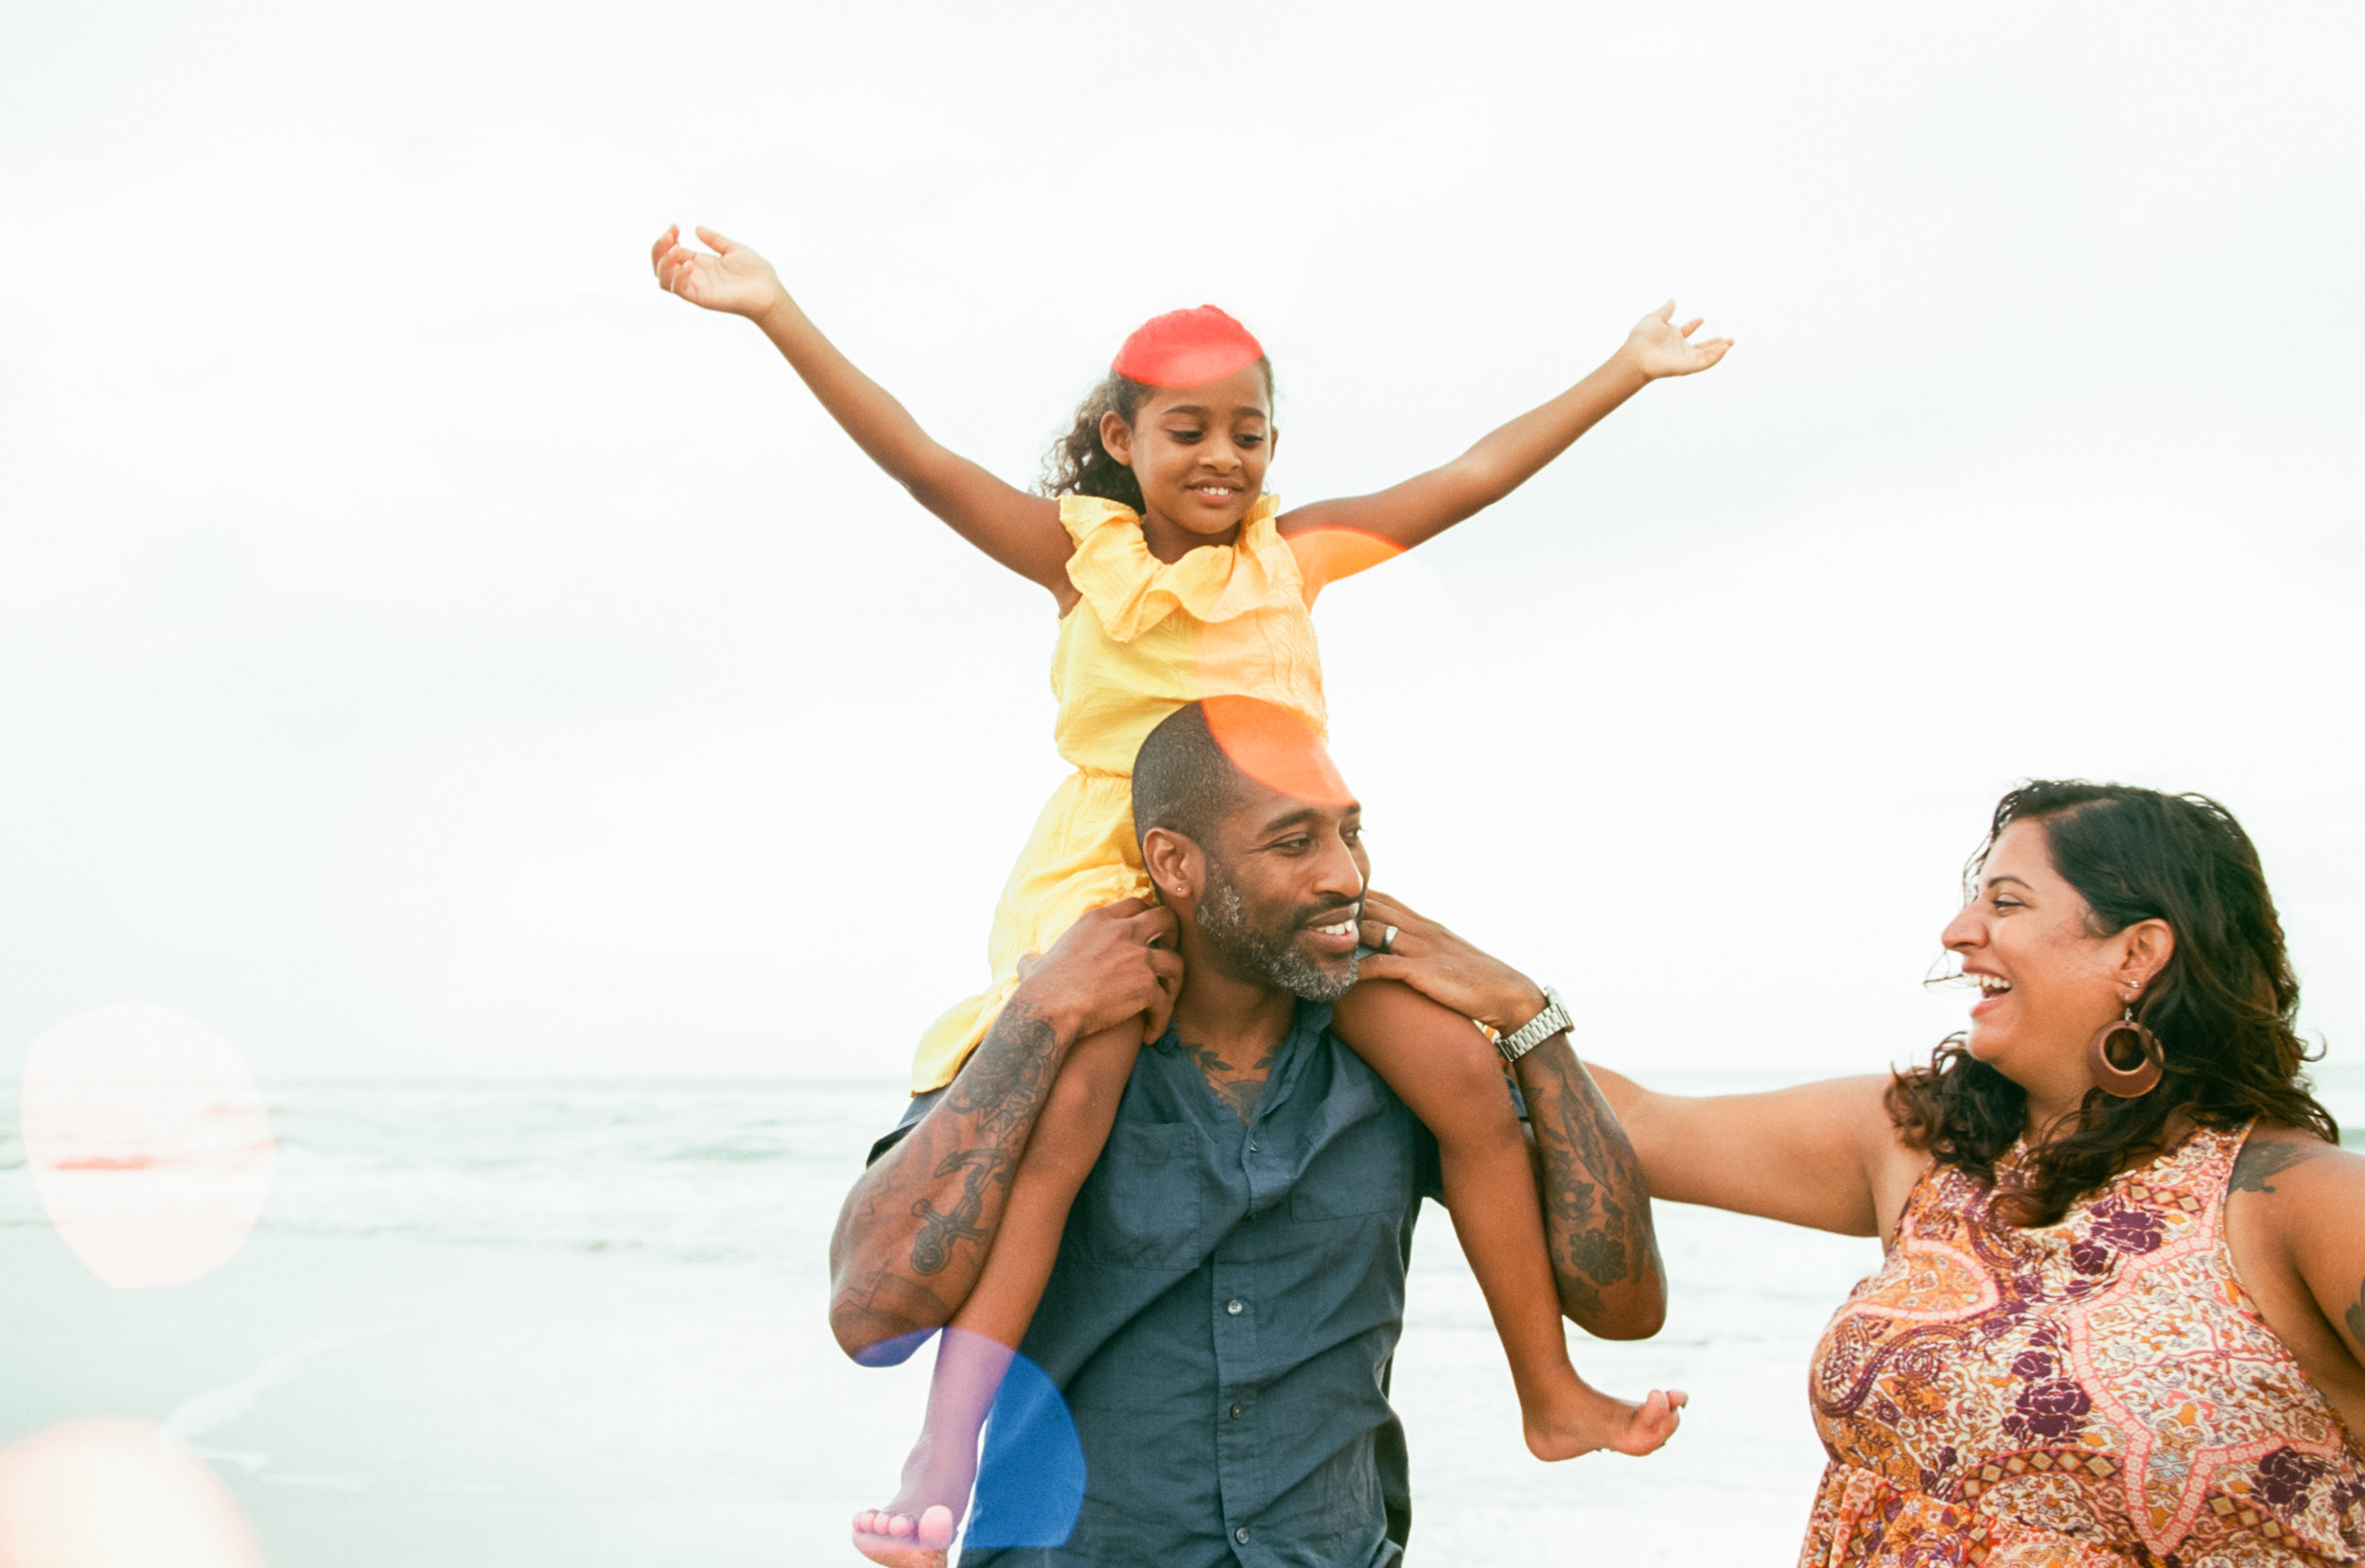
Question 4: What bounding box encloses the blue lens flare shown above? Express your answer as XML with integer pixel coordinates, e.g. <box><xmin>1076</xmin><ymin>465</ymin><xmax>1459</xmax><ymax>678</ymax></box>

<box><xmin>965</xmin><ymin>1350</ymin><xmax>1086</xmax><ymax>1549</ymax></box>
<box><xmin>850</xmin><ymin>1325</ymin><xmax>938</xmax><ymax>1368</ymax></box>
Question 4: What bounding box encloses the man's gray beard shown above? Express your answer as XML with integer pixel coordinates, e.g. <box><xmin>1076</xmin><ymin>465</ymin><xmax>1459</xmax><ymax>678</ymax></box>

<box><xmin>1195</xmin><ymin>876</ymin><xmax>1359</xmax><ymax>1002</ymax></box>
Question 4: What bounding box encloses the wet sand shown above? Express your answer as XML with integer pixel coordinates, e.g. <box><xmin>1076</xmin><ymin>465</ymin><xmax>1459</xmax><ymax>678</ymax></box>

<box><xmin>0</xmin><ymin>1199</ymin><xmax>1873</xmax><ymax>1564</ymax></box>
<box><xmin>9</xmin><ymin>1064</ymin><xmax>2355</xmax><ymax>1563</ymax></box>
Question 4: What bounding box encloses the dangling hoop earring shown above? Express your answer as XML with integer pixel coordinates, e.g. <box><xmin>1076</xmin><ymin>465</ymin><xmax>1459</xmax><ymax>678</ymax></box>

<box><xmin>2088</xmin><ymin>1002</ymin><xmax>2164</xmax><ymax>1098</ymax></box>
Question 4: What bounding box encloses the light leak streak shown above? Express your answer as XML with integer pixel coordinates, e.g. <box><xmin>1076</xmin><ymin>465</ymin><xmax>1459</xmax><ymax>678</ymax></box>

<box><xmin>20</xmin><ymin>1002</ymin><xmax>275</xmax><ymax>1290</ymax></box>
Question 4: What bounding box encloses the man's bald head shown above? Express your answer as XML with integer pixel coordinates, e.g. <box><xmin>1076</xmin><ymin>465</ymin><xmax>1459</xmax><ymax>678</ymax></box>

<box><xmin>1133</xmin><ymin>698</ymin><xmax>1365</xmax><ymax>1002</ymax></box>
<box><xmin>1132</xmin><ymin>703</ymin><xmax>1241</xmax><ymax>849</ymax></box>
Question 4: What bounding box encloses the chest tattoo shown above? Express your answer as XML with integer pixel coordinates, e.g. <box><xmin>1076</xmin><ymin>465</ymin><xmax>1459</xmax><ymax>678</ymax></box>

<box><xmin>1169</xmin><ymin>1037</ymin><xmax>1282</xmax><ymax>1125</ymax></box>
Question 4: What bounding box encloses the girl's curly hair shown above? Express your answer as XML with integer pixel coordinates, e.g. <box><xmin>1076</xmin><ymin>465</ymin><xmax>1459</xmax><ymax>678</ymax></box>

<box><xmin>1885</xmin><ymin>780</ymin><xmax>2338</xmax><ymax>1227</ymax></box>
<box><xmin>1038</xmin><ymin>360</ymin><xmax>1275</xmax><ymax>514</ymax></box>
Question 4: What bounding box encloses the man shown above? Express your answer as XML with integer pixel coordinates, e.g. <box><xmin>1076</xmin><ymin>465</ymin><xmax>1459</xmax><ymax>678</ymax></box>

<box><xmin>829</xmin><ymin>699</ymin><xmax>1672</xmax><ymax>1565</ymax></box>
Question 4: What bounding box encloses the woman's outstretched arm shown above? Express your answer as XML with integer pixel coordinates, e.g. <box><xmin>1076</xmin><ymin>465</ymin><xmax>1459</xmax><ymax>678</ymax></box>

<box><xmin>653</xmin><ymin>225</ymin><xmax>1070</xmax><ymax>595</ymax></box>
<box><xmin>1277</xmin><ymin>304</ymin><xmax>1728</xmax><ymax>560</ymax></box>
<box><xmin>1587</xmin><ymin>1067</ymin><xmax>1907</xmax><ymax>1241</ymax></box>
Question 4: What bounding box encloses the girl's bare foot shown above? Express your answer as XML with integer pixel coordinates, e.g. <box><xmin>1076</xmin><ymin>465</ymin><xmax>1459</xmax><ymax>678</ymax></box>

<box><xmin>1523</xmin><ymin>1382</ymin><xmax>1689</xmax><ymax>1461</ymax></box>
<box><xmin>850</xmin><ymin>1423</ymin><xmax>979</xmax><ymax>1568</ymax></box>
<box><xmin>850</xmin><ymin>1502</ymin><xmax>956</xmax><ymax>1568</ymax></box>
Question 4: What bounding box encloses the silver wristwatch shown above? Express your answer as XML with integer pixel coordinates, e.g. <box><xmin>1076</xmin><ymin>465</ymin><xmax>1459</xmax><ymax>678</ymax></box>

<box><xmin>1495</xmin><ymin>986</ymin><xmax>1570</xmax><ymax>1063</ymax></box>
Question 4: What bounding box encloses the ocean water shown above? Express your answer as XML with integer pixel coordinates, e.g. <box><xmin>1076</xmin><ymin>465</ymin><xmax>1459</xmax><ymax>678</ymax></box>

<box><xmin>3</xmin><ymin>1063</ymin><xmax>2359</xmax><ymax>1566</ymax></box>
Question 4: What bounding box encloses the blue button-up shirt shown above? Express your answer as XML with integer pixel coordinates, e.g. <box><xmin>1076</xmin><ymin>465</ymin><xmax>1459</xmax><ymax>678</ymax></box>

<box><xmin>871</xmin><ymin>999</ymin><xmax>1444</xmax><ymax>1567</ymax></box>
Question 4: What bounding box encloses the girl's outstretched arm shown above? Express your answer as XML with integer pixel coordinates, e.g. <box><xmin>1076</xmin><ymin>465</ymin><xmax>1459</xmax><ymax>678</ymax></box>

<box><xmin>1276</xmin><ymin>303</ymin><xmax>1729</xmax><ymax>556</ymax></box>
<box><xmin>653</xmin><ymin>225</ymin><xmax>1070</xmax><ymax>598</ymax></box>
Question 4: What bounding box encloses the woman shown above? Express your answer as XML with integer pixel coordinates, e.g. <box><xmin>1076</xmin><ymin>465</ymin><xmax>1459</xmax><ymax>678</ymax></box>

<box><xmin>1365</xmin><ymin>780</ymin><xmax>2365</xmax><ymax>1564</ymax></box>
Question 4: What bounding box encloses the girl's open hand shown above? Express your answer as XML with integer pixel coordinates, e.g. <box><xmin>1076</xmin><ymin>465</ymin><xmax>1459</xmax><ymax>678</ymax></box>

<box><xmin>651</xmin><ymin>225</ymin><xmax>784</xmax><ymax>320</ymax></box>
<box><xmin>1622</xmin><ymin>301</ymin><xmax>1732</xmax><ymax>379</ymax></box>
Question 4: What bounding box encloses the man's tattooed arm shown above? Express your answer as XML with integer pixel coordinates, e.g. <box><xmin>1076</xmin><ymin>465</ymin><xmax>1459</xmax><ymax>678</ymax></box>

<box><xmin>910</xmin><ymin>1147</ymin><xmax>1016</xmax><ymax>1275</ymax></box>
<box><xmin>1512</xmin><ymin>1037</ymin><xmax>1669</xmax><ymax>1338</ymax></box>
<box><xmin>826</xmin><ymin>1003</ymin><xmax>1066</xmax><ymax>1358</ymax></box>
<box><xmin>825</xmin><ymin>894</ymin><xmax>1180</xmax><ymax>1360</ymax></box>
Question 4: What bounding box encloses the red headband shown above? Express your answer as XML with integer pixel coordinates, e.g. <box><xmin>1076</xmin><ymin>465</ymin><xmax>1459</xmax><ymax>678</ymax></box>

<box><xmin>1112</xmin><ymin>305</ymin><xmax>1265</xmax><ymax>388</ymax></box>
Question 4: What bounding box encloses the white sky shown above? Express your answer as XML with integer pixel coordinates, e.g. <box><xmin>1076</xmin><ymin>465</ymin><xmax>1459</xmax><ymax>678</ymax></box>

<box><xmin>3</xmin><ymin>2</ymin><xmax>2359</xmax><ymax>1082</ymax></box>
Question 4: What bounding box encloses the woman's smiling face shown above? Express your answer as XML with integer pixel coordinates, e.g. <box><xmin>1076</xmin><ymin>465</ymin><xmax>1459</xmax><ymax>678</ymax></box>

<box><xmin>1100</xmin><ymin>363</ymin><xmax>1274</xmax><ymax>560</ymax></box>
<box><xmin>1939</xmin><ymin>817</ymin><xmax>2171</xmax><ymax>1113</ymax></box>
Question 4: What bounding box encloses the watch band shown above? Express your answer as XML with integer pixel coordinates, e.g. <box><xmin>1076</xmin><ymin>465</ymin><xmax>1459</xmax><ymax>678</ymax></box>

<box><xmin>1496</xmin><ymin>986</ymin><xmax>1570</xmax><ymax>1063</ymax></box>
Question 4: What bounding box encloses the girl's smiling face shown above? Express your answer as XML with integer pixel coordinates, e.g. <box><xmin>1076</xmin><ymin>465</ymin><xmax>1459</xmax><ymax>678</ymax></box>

<box><xmin>1100</xmin><ymin>363</ymin><xmax>1274</xmax><ymax>561</ymax></box>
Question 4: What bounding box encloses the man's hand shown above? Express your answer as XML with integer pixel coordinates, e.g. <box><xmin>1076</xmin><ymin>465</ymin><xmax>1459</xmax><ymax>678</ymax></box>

<box><xmin>826</xmin><ymin>896</ymin><xmax>1180</xmax><ymax>1361</ymax></box>
<box><xmin>1356</xmin><ymin>890</ymin><xmax>1548</xmax><ymax>1037</ymax></box>
<box><xmin>1016</xmin><ymin>897</ymin><xmax>1182</xmax><ymax>1046</ymax></box>
<box><xmin>1619</xmin><ymin>301</ymin><xmax>1732</xmax><ymax>381</ymax></box>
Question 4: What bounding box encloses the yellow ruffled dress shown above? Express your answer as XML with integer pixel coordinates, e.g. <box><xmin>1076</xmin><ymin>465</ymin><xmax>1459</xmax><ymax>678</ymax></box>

<box><xmin>908</xmin><ymin>492</ymin><xmax>1335</xmax><ymax>1093</ymax></box>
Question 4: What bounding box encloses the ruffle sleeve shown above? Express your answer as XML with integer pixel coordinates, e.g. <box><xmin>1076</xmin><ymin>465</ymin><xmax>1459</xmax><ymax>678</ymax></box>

<box><xmin>1060</xmin><ymin>494</ymin><xmax>1303</xmax><ymax>643</ymax></box>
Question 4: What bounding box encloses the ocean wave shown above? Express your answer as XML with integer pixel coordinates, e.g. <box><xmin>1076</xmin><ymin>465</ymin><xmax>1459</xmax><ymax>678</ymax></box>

<box><xmin>0</xmin><ymin>1078</ymin><xmax>905</xmax><ymax>1266</ymax></box>
<box><xmin>652</xmin><ymin>1141</ymin><xmax>797</xmax><ymax>1165</ymax></box>
<box><xmin>3</xmin><ymin>1069</ymin><xmax>2346</xmax><ymax>1268</ymax></box>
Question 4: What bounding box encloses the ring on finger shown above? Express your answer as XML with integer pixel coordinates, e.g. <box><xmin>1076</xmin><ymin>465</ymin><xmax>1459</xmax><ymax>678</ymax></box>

<box><xmin>1380</xmin><ymin>924</ymin><xmax>1399</xmax><ymax>954</ymax></box>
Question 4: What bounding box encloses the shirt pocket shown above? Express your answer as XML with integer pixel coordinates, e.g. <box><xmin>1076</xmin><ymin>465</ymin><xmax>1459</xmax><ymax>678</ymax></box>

<box><xmin>1288</xmin><ymin>1080</ymin><xmax>1415</xmax><ymax>1223</ymax></box>
<box><xmin>1072</xmin><ymin>1121</ymin><xmax>1203</xmax><ymax>1269</ymax></box>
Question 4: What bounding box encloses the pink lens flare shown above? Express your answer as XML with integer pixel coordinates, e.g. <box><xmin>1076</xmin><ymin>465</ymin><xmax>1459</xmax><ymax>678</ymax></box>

<box><xmin>20</xmin><ymin>1002</ymin><xmax>275</xmax><ymax>1290</ymax></box>
<box><xmin>1111</xmin><ymin>305</ymin><xmax>1265</xmax><ymax>389</ymax></box>
<box><xmin>0</xmin><ymin>1419</ymin><xmax>267</xmax><ymax>1568</ymax></box>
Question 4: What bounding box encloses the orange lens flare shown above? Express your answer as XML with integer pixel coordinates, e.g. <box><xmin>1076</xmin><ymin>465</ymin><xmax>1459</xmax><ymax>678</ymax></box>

<box><xmin>1286</xmin><ymin>526</ymin><xmax>1402</xmax><ymax>591</ymax></box>
<box><xmin>21</xmin><ymin>1002</ymin><xmax>275</xmax><ymax>1290</ymax></box>
<box><xmin>1179</xmin><ymin>526</ymin><xmax>1397</xmax><ymax>803</ymax></box>
<box><xmin>1200</xmin><ymin>694</ymin><xmax>1353</xmax><ymax>808</ymax></box>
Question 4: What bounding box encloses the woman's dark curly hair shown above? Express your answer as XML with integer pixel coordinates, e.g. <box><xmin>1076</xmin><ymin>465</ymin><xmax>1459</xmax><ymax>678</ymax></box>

<box><xmin>1038</xmin><ymin>360</ymin><xmax>1276</xmax><ymax>514</ymax></box>
<box><xmin>1885</xmin><ymin>780</ymin><xmax>2338</xmax><ymax>1227</ymax></box>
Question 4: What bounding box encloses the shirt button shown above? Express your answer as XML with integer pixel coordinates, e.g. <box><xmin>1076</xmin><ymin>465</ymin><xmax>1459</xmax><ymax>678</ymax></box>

<box><xmin>1235</xmin><ymin>1526</ymin><xmax>1251</xmax><ymax>1544</ymax></box>
<box><xmin>1247</xmin><ymin>1141</ymin><xmax>1258</xmax><ymax>1152</ymax></box>
<box><xmin>1230</xmin><ymin>1402</ymin><xmax>1244</xmax><ymax>1419</ymax></box>
<box><xmin>1226</xmin><ymin>1298</ymin><xmax>1244</xmax><ymax>1315</ymax></box>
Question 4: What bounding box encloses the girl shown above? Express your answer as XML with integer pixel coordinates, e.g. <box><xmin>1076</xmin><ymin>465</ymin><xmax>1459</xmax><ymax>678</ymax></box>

<box><xmin>651</xmin><ymin>224</ymin><xmax>1729</xmax><ymax>1562</ymax></box>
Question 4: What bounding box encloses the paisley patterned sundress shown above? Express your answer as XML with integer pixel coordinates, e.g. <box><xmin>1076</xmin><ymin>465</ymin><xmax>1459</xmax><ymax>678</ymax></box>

<box><xmin>1803</xmin><ymin>1123</ymin><xmax>2365</xmax><ymax>1566</ymax></box>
